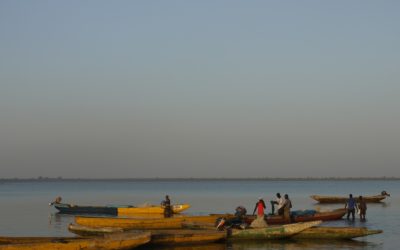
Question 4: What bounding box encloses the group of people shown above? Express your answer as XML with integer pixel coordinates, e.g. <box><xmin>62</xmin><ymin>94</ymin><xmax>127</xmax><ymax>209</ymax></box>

<box><xmin>250</xmin><ymin>193</ymin><xmax>293</xmax><ymax>228</ymax></box>
<box><xmin>345</xmin><ymin>194</ymin><xmax>367</xmax><ymax>221</ymax></box>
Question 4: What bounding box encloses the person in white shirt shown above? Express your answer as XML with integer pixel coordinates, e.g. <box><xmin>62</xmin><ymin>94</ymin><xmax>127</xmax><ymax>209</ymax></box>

<box><xmin>270</xmin><ymin>193</ymin><xmax>284</xmax><ymax>215</ymax></box>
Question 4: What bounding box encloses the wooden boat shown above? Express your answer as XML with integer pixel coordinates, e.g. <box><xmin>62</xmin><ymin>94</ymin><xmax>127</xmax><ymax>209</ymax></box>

<box><xmin>68</xmin><ymin>224</ymin><xmax>124</xmax><ymax>236</ymax></box>
<box><xmin>52</xmin><ymin>203</ymin><xmax>118</xmax><ymax>215</ymax></box>
<box><xmin>118</xmin><ymin>204</ymin><xmax>190</xmax><ymax>215</ymax></box>
<box><xmin>292</xmin><ymin>226</ymin><xmax>383</xmax><ymax>239</ymax></box>
<box><xmin>0</xmin><ymin>231</ymin><xmax>150</xmax><ymax>250</ymax></box>
<box><xmin>150</xmin><ymin>229</ymin><xmax>225</xmax><ymax>245</ymax></box>
<box><xmin>68</xmin><ymin>224</ymin><xmax>225</xmax><ymax>245</ymax></box>
<box><xmin>228</xmin><ymin>221</ymin><xmax>321</xmax><ymax>240</ymax></box>
<box><xmin>266</xmin><ymin>208</ymin><xmax>346</xmax><ymax>224</ymax></box>
<box><xmin>310</xmin><ymin>191</ymin><xmax>390</xmax><ymax>203</ymax></box>
<box><xmin>211</xmin><ymin>208</ymin><xmax>346</xmax><ymax>225</ymax></box>
<box><xmin>181</xmin><ymin>222</ymin><xmax>382</xmax><ymax>240</ymax></box>
<box><xmin>52</xmin><ymin>203</ymin><xmax>190</xmax><ymax>215</ymax></box>
<box><xmin>75</xmin><ymin>215</ymin><xmax>221</xmax><ymax>230</ymax></box>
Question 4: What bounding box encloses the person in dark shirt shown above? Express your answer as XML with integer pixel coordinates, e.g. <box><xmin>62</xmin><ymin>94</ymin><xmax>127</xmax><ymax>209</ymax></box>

<box><xmin>162</xmin><ymin>195</ymin><xmax>172</xmax><ymax>218</ymax></box>
<box><xmin>358</xmin><ymin>196</ymin><xmax>367</xmax><ymax>221</ymax></box>
<box><xmin>345</xmin><ymin>194</ymin><xmax>358</xmax><ymax>220</ymax></box>
<box><xmin>283</xmin><ymin>194</ymin><xmax>292</xmax><ymax>222</ymax></box>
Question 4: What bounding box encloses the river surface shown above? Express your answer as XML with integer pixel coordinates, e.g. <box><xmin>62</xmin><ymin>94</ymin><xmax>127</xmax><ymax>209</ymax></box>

<box><xmin>0</xmin><ymin>179</ymin><xmax>398</xmax><ymax>249</ymax></box>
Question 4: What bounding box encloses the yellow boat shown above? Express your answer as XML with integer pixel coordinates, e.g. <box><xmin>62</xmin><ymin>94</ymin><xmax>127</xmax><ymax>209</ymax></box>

<box><xmin>68</xmin><ymin>224</ymin><xmax>225</xmax><ymax>245</ymax></box>
<box><xmin>0</xmin><ymin>231</ymin><xmax>150</xmax><ymax>250</ymax></box>
<box><xmin>118</xmin><ymin>204</ymin><xmax>191</xmax><ymax>215</ymax></box>
<box><xmin>75</xmin><ymin>215</ymin><xmax>220</xmax><ymax>230</ymax></box>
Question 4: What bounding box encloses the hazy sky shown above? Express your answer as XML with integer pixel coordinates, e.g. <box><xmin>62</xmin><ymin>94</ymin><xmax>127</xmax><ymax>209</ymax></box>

<box><xmin>1</xmin><ymin>1</ymin><xmax>399</xmax><ymax>178</ymax></box>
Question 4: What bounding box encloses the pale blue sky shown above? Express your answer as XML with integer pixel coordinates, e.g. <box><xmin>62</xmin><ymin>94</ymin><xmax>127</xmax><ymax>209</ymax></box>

<box><xmin>0</xmin><ymin>1</ymin><xmax>399</xmax><ymax>178</ymax></box>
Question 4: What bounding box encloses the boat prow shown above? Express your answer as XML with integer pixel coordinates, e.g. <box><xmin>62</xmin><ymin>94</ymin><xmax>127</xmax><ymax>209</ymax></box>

<box><xmin>229</xmin><ymin>220</ymin><xmax>322</xmax><ymax>240</ymax></box>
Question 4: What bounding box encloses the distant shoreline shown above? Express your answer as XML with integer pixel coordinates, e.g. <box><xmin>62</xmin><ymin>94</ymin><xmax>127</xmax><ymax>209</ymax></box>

<box><xmin>1</xmin><ymin>177</ymin><xmax>399</xmax><ymax>182</ymax></box>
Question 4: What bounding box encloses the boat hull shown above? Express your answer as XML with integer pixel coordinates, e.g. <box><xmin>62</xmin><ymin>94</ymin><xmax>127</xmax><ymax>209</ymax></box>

<box><xmin>0</xmin><ymin>232</ymin><xmax>150</xmax><ymax>250</ymax></box>
<box><xmin>211</xmin><ymin>208</ymin><xmax>346</xmax><ymax>225</ymax></box>
<box><xmin>54</xmin><ymin>203</ymin><xmax>117</xmax><ymax>215</ymax></box>
<box><xmin>75</xmin><ymin>215</ymin><xmax>220</xmax><ymax>230</ymax></box>
<box><xmin>229</xmin><ymin>221</ymin><xmax>321</xmax><ymax>240</ymax></box>
<box><xmin>54</xmin><ymin>203</ymin><xmax>190</xmax><ymax>215</ymax></box>
<box><xmin>292</xmin><ymin>226</ymin><xmax>383</xmax><ymax>239</ymax></box>
<box><xmin>310</xmin><ymin>195</ymin><xmax>387</xmax><ymax>203</ymax></box>
<box><xmin>68</xmin><ymin>224</ymin><xmax>225</xmax><ymax>245</ymax></box>
<box><xmin>118</xmin><ymin>204</ymin><xmax>191</xmax><ymax>215</ymax></box>
<box><xmin>266</xmin><ymin>208</ymin><xmax>346</xmax><ymax>224</ymax></box>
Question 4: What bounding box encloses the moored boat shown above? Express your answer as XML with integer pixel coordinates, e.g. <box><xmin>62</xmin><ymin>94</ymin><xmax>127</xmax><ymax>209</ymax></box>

<box><xmin>52</xmin><ymin>202</ymin><xmax>190</xmax><ymax>215</ymax></box>
<box><xmin>228</xmin><ymin>221</ymin><xmax>321</xmax><ymax>240</ymax></box>
<box><xmin>118</xmin><ymin>204</ymin><xmax>191</xmax><ymax>215</ymax></box>
<box><xmin>150</xmin><ymin>229</ymin><xmax>225</xmax><ymax>245</ymax></box>
<box><xmin>68</xmin><ymin>224</ymin><xmax>225</xmax><ymax>245</ymax></box>
<box><xmin>292</xmin><ymin>226</ymin><xmax>383</xmax><ymax>239</ymax></box>
<box><xmin>68</xmin><ymin>224</ymin><xmax>124</xmax><ymax>236</ymax></box>
<box><xmin>266</xmin><ymin>208</ymin><xmax>346</xmax><ymax>224</ymax></box>
<box><xmin>75</xmin><ymin>215</ymin><xmax>220</xmax><ymax>230</ymax></box>
<box><xmin>211</xmin><ymin>208</ymin><xmax>346</xmax><ymax>225</ymax></box>
<box><xmin>310</xmin><ymin>191</ymin><xmax>390</xmax><ymax>203</ymax></box>
<box><xmin>52</xmin><ymin>203</ymin><xmax>118</xmax><ymax>215</ymax></box>
<box><xmin>0</xmin><ymin>231</ymin><xmax>150</xmax><ymax>250</ymax></box>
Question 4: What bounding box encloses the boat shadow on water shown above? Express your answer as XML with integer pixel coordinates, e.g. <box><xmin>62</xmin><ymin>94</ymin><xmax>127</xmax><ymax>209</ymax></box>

<box><xmin>135</xmin><ymin>240</ymin><xmax>381</xmax><ymax>250</ymax></box>
<box><xmin>227</xmin><ymin>239</ymin><xmax>381</xmax><ymax>250</ymax></box>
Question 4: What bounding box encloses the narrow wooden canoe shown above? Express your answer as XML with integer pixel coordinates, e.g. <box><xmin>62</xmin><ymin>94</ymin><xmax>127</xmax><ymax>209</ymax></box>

<box><xmin>181</xmin><ymin>222</ymin><xmax>382</xmax><ymax>239</ymax></box>
<box><xmin>118</xmin><ymin>204</ymin><xmax>191</xmax><ymax>215</ymax></box>
<box><xmin>211</xmin><ymin>208</ymin><xmax>346</xmax><ymax>225</ymax></box>
<box><xmin>75</xmin><ymin>215</ymin><xmax>220</xmax><ymax>230</ymax></box>
<box><xmin>53</xmin><ymin>203</ymin><xmax>190</xmax><ymax>215</ymax></box>
<box><xmin>68</xmin><ymin>224</ymin><xmax>124</xmax><ymax>236</ymax></box>
<box><xmin>0</xmin><ymin>231</ymin><xmax>150</xmax><ymax>250</ymax></box>
<box><xmin>310</xmin><ymin>194</ymin><xmax>389</xmax><ymax>203</ymax></box>
<box><xmin>292</xmin><ymin>226</ymin><xmax>383</xmax><ymax>239</ymax></box>
<box><xmin>53</xmin><ymin>203</ymin><xmax>118</xmax><ymax>215</ymax></box>
<box><xmin>150</xmin><ymin>229</ymin><xmax>225</xmax><ymax>245</ymax></box>
<box><xmin>229</xmin><ymin>221</ymin><xmax>321</xmax><ymax>240</ymax></box>
<box><xmin>68</xmin><ymin>224</ymin><xmax>225</xmax><ymax>245</ymax></box>
<box><xmin>267</xmin><ymin>208</ymin><xmax>346</xmax><ymax>224</ymax></box>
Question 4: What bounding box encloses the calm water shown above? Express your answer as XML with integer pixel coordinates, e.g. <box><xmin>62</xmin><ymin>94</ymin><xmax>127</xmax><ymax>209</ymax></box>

<box><xmin>0</xmin><ymin>179</ymin><xmax>398</xmax><ymax>249</ymax></box>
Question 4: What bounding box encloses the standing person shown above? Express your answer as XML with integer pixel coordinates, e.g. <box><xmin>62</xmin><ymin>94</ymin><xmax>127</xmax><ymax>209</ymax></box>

<box><xmin>283</xmin><ymin>194</ymin><xmax>292</xmax><ymax>222</ymax></box>
<box><xmin>270</xmin><ymin>193</ymin><xmax>284</xmax><ymax>215</ymax></box>
<box><xmin>161</xmin><ymin>195</ymin><xmax>172</xmax><ymax>218</ymax></box>
<box><xmin>250</xmin><ymin>198</ymin><xmax>268</xmax><ymax>228</ymax></box>
<box><xmin>358</xmin><ymin>196</ymin><xmax>367</xmax><ymax>221</ymax></box>
<box><xmin>345</xmin><ymin>194</ymin><xmax>358</xmax><ymax>220</ymax></box>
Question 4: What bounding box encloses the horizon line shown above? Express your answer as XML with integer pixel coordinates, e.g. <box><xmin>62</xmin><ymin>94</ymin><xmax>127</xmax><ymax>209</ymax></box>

<box><xmin>1</xmin><ymin>176</ymin><xmax>399</xmax><ymax>181</ymax></box>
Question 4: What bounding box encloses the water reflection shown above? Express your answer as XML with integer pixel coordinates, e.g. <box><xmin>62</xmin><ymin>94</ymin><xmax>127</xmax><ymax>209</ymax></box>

<box><xmin>228</xmin><ymin>240</ymin><xmax>381</xmax><ymax>250</ymax></box>
<box><xmin>137</xmin><ymin>243</ymin><xmax>226</xmax><ymax>250</ymax></box>
<box><xmin>136</xmin><ymin>240</ymin><xmax>381</xmax><ymax>250</ymax></box>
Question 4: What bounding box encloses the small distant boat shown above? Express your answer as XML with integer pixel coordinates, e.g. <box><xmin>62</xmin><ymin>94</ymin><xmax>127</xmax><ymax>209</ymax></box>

<box><xmin>75</xmin><ymin>215</ymin><xmax>221</xmax><ymax>230</ymax></box>
<box><xmin>228</xmin><ymin>221</ymin><xmax>321</xmax><ymax>240</ymax></box>
<box><xmin>292</xmin><ymin>226</ymin><xmax>383</xmax><ymax>239</ymax></box>
<box><xmin>68</xmin><ymin>224</ymin><xmax>226</xmax><ymax>245</ymax></box>
<box><xmin>51</xmin><ymin>202</ymin><xmax>190</xmax><ymax>215</ymax></box>
<box><xmin>310</xmin><ymin>191</ymin><xmax>390</xmax><ymax>203</ymax></box>
<box><xmin>0</xmin><ymin>231</ymin><xmax>150</xmax><ymax>250</ymax></box>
